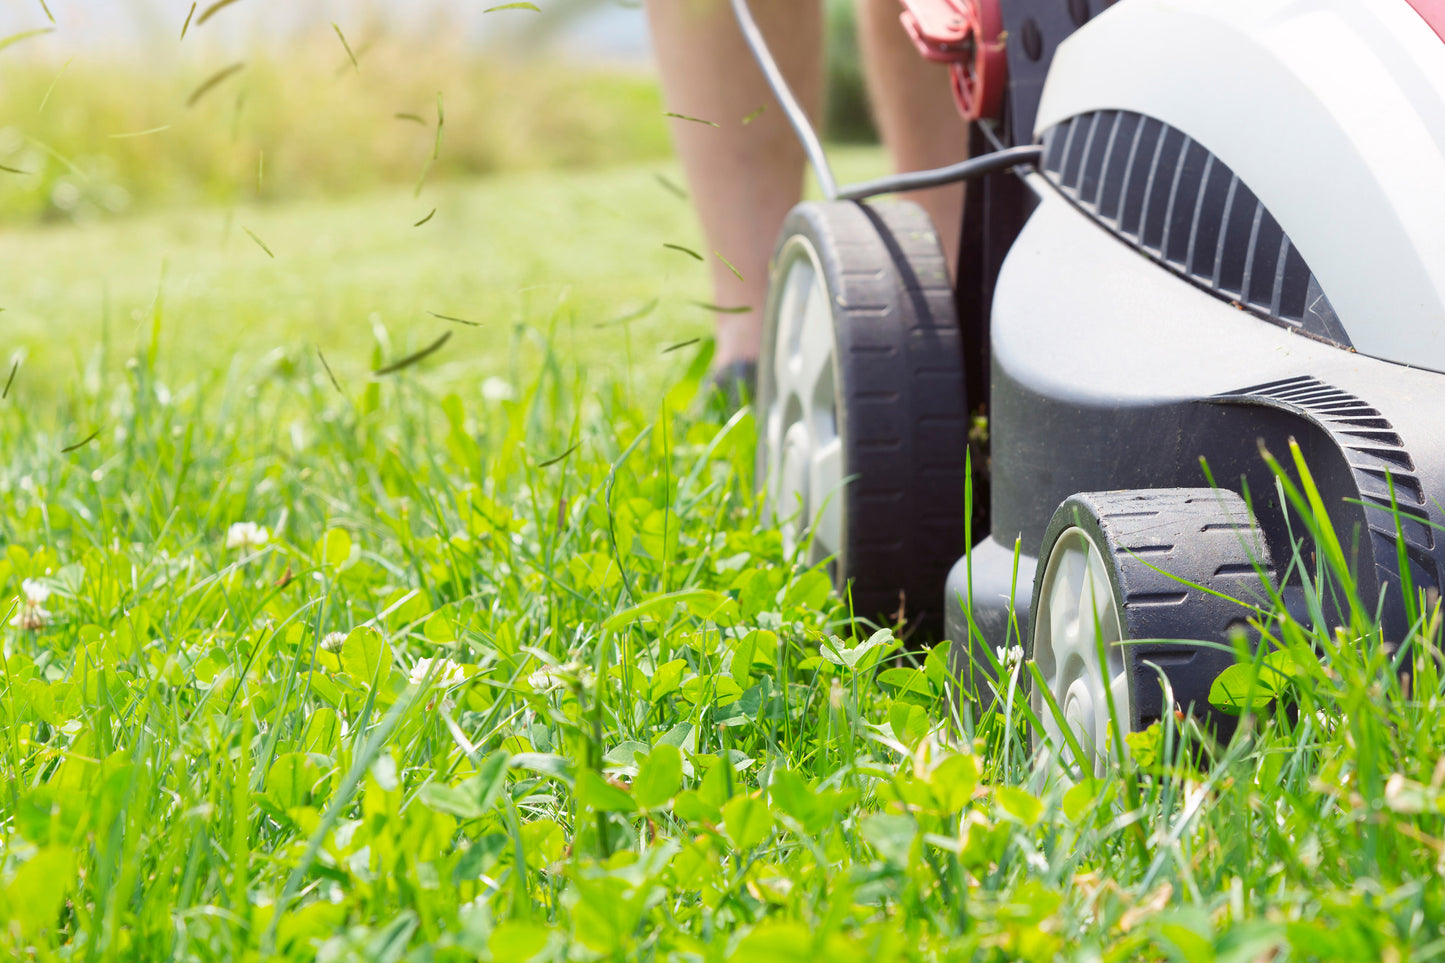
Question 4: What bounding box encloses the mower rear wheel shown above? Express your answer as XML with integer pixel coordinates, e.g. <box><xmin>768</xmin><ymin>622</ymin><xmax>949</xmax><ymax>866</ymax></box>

<box><xmin>1028</xmin><ymin>489</ymin><xmax>1276</xmax><ymax>772</ymax></box>
<box><xmin>756</xmin><ymin>201</ymin><xmax>970</xmax><ymax>628</ymax></box>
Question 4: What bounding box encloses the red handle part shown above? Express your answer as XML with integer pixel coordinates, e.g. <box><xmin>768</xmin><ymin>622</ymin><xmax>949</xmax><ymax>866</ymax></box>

<box><xmin>899</xmin><ymin>0</ymin><xmax>974</xmax><ymax>61</ymax></box>
<box><xmin>897</xmin><ymin>0</ymin><xmax>1006</xmax><ymax>122</ymax></box>
<box><xmin>1405</xmin><ymin>0</ymin><xmax>1445</xmax><ymax>44</ymax></box>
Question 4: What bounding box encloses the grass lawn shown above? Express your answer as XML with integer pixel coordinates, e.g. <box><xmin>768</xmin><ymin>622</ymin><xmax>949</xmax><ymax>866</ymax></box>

<box><xmin>2</xmin><ymin>153</ymin><xmax>1444</xmax><ymax>960</ymax></box>
<box><xmin>2</xmin><ymin>147</ymin><xmax>887</xmax><ymax>403</ymax></box>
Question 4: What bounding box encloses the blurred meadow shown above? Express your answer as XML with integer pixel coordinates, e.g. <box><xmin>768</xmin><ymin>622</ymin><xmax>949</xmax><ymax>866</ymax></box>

<box><xmin>0</xmin><ymin>0</ymin><xmax>882</xmax><ymax>400</ymax></box>
<box><xmin>0</xmin><ymin>1</ymin><xmax>674</xmax><ymax>398</ymax></box>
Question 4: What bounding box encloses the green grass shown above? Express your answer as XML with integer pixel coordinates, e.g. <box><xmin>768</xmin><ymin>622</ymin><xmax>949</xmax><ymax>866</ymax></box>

<box><xmin>1</xmin><ymin>148</ymin><xmax>888</xmax><ymax>406</ymax></box>
<box><xmin>5</xmin><ymin>160</ymin><xmax>1445</xmax><ymax>960</ymax></box>
<box><xmin>2</xmin><ymin>162</ymin><xmax>704</xmax><ymax>404</ymax></box>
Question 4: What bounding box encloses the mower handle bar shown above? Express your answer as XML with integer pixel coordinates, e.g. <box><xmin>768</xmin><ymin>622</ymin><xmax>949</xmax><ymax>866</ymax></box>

<box><xmin>726</xmin><ymin>0</ymin><xmax>1041</xmax><ymax>203</ymax></box>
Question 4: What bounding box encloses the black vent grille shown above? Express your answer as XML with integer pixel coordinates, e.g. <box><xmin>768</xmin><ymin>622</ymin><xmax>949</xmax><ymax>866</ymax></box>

<box><xmin>1042</xmin><ymin>111</ymin><xmax>1350</xmax><ymax>348</ymax></box>
<box><xmin>1217</xmin><ymin>376</ymin><xmax>1440</xmax><ymax>619</ymax></box>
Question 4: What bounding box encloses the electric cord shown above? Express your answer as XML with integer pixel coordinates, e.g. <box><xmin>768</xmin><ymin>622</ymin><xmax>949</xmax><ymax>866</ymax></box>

<box><xmin>727</xmin><ymin>0</ymin><xmax>1040</xmax><ymax>202</ymax></box>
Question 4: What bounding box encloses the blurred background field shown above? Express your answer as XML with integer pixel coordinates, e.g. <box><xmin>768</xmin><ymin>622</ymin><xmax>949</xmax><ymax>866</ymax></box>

<box><xmin>0</xmin><ymin>4</ymin><xmax>669</xmax><ymax>223</ymax></box>
<box><xmin>0</xmin><ymin>0</ymin><xmax>875</xmax><ymax>224</ymax></box>
<box><xmin>0</xmin><ymin>0</ymin><xmax>883</xmax><ymax>402</ymax></box>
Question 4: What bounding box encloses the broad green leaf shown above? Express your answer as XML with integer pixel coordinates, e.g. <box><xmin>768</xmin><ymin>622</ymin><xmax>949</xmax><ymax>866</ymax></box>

<box><xmin>820</xmin><ymin>627</ymin><xmax>899</xmax><ymax>671</ymax></box>
<box><xmin>1126</xmin><ymin>722</ymin><xmax>1162</xmax><ymax>769</ymax></box>
<box><xmin>672</xmin><ymin>790</ymin><xmax>718</xmax><ymax>824</ymax></box>
<box><xmin>490</xmin><ymin>921</ymin><xmax>550</xmax><ymax>963</ymax></box>
<box><xmin>768</xmin><ymin>768</ymin><xmax>825</xmax><ymax>833</ymax></box>
<box><xmin>679</xmin><ymin>673</ymin><xmax>744</xmax><ymax>707</ymax></box>
<box><xmin>602</xmin><ymin>741</ymin><xmax>650</xmax><ymax>770</ymax></box>
<box><xmin>418</xmin><ymin>752</ymin><xmax>509</xmax><ymax>819</ymax></box>
<box><xmin>650</xmin><ymin>659</ymin><xmax>687</xmax><ymax>699</ymax></box>
<box><xmin>266</xmin><ymin>752</ymin><xmax>315</xmax><ymax>810</ymax></box>
<box><xmin>453</xmin><ymin>834</ymin><xmax>510</xmax><ymax>883</ymax></box>
<box><xmin>5</xmin><ymin>847</ymin><xmax>72</xmax><ymax>937</ymax></box>
<box><xmin>697</xmin><ymin>758</ymin><xmax>732</xmax><ymax>809</ymax></box>
<box><xmin>418</xmin><ymin>781</ymin><xmax>485</xmax><ymax>819</ymax></box>
<box><xmin>735</xmin><ymin>566</ymin><xmax>782</xmax><ymax>618</ymax></box>
<box><xmin>1062</xmin><ymin>778</ymin><xmax>1105</xmax><ymax>824</ymax></box>
<box><xmin>340</xmin><ymin>627</ymin><xmax>392</xmax><ymax>687</ymax></box>
<box><xmin>509</xmin><ymin>753</ymin><xmax>573</xmax><ymax>782</ymax></box>
<box><xmin>877</xmin><ymin>666</ymin><xmax>932</xmax><ymax>698</ymax></box>
<box><xmin>731</xmin><ymin>920</ymin><xmax>813</xmax><ymax>960</ymax></box>
<box><xmin>632</xmin><ymin>744</ymin><xmax>683</xmax><ymax>809</ymax></box>
<box><xmin>722</xmin><ymin>794</ymin><xmax>771</xmax><ymax>849</ymax></box>
<box><xmin>423</xmin><ymin>611</ymin><xmax>454</xmax><ymax>643</ymax></box>
<box><xmin>301</xmin><ymin>707</ymin><xmax>340</xmax><ymax>754</ymax></box>
<box><xmin>575</xmin><ymin>770</ymin><xmax>635</xmax><ymax>813</ymax></box>
<box><xmin>1208</xmin><ymin>662</ymin><xmax>1277</xmax><ymax>716</ymax></box>
<box><xmin>318</xmin><ymin>527</ymin><xmax>353</xmax><ymax>568</ymax></box>
<box><xmin>996</xmin><ymin>786</ymin><xmax>1044</xmax><ymax>826</ymax></box>
<box><xmin>729</xmin><ymin>629</ymin><xmax>778</xmax><ymax>685</ymax></box>
<box><xmin>928</xmin><ymin>753</ymin><xmax>978</xmax><ymax>812</ymax></box>
<box><xmin>657</xmin><ymin>721</ymin><xmax>695</xmax><ymax>753</ymax></box>
<box><xmin>1155</xmin><ymin>911</ymin><xmax>1215</xmax><ymax>963</ymax></box>
<box><xmin>520</xmin><ymin>818</ymin><xmax>566</xmax><ymax>868</ymax></box>
<box><xmin>889</xmin><ymin>700</ymin><xmax>930</xmax><ymax>746</ymax></box>
<box><xmin>782</xmin><ymin>568</ymin><xmax>831</xmax><ymax>611</ymax></box>
<box><xmin>570</xmin><ymin>877</ymin><xmax>635</xmax><ymax>953</ymax></box>
<box><xmin>860</xmin><ymin>812</ymin><xmax>916</xmax><ymax>864</ymax></box>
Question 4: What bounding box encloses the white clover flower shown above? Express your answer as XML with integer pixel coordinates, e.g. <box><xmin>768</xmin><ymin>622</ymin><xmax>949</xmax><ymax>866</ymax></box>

<box><xmin>481</xmin><ymin>376</ymin><xmax>515</xmax><ymax>402</ymax></box>
<box><xmin>410</xmin><ymin>657</ymin><xmax>468</xmax><ymax>688</ymax></box>
<box><xmin>995</xmin><ymin>644</ymin><xmax>1024</xmax><ymax>669</ymax></box>
<box><xmin>320</xmin><ymin>631</ymin><xmax>346</xmax><ymax>652</ymax></box>
<box><xmin>226</xmin><ymin>522</ymin><xmax>270</xmax><ymax>550</ymax></box>
<box><xmin>10</xmin><ymin>578</ymin><xmax>53</xmax><ymax>631</ymax></box>
<box><xmin>527</xmin><ymin>665</ymin><xmax>565</xmax><ymax>692</ymax></box>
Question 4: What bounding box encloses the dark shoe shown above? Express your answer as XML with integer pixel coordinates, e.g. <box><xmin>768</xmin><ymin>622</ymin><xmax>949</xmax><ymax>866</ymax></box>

<box><xmin>706</xmin><ymin>359</ymin><xmax>757</xmax><ymax>413</ymax></box>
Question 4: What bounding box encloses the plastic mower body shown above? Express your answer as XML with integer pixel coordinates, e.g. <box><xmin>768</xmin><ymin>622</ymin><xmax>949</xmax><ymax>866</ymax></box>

<box><xmin>742</xmin><ymin>0</ymin><xmax>1445</xmax><ymax>761</ymax></box>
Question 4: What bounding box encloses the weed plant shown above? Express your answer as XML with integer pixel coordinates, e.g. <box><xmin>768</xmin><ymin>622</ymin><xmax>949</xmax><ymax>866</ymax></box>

<box><xmin>2</xmin><ymin>306</ymin><xmax>1445</xmax><ymax>960</ymax></box>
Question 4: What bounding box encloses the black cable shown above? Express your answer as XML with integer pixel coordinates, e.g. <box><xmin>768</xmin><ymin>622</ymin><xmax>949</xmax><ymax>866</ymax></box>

<box><xmin>836</xmin><ymin>145</ymin><xmax>1044</xmax><ymax>200</ymax></box>
<box><xmin>728</xmin><ymin>0</ymin><xmax>1039</xmax><ymax>203</ymax></box>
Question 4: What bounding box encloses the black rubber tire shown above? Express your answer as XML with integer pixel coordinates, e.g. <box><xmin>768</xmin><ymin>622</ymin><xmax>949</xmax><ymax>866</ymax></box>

<box><xmin>1027</xmin><ymin>488</ymin><xmax>1277</xmax><ymax>736</ymax></box>
<box><xmin>755</xmin><ymin>201</ymin><xmax>970</xmax><ymax>630</ymax></box>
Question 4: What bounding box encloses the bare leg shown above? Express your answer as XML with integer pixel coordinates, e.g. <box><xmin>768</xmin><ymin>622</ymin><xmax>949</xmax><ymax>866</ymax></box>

<box><xmin>646</xmin><ymin>0</ymin><xmax>824</xmax><ymax>367</ymax></box>
<box><xmin>856</xmin><ymin>0</ymin><xmax>970</xmax><ymax>269</ymax></box>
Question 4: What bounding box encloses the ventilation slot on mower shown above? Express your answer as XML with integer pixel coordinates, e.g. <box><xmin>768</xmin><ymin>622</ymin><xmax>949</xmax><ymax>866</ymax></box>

<box><xmin>1041</xmin><ymin>111</ymin><xmax>1351</xmax><ymax>349</ymax></box>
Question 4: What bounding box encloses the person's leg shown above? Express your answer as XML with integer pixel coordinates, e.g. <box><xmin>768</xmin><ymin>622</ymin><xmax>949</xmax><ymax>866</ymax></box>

<box><xmin>646</xmin><ymin>0</ymin><xmax>824</xmax><ymax>368</ymax></box>
<box><xmin>855</xmin><ymin>0</ymin><xmax>970</xmax><ymax>269</ymax></box>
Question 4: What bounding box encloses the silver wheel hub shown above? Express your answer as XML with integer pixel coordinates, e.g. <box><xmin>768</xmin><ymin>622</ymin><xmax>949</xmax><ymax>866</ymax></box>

<box><xmin>760</xmin><ymin>239</ymin><xmax>844</xmax><ymax>569</ymax></box>
<box><xmin>1032</xmin><ymin>527</ymin><xmax>1131</xmax><ymax>772</ymax></box>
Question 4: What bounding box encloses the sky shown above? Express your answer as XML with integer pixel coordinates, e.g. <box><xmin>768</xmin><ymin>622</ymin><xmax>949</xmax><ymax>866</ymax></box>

<box><xmin>1</xmin><ymin>1</ymin><xmax>653</xmax><ymax>62</ymax></box>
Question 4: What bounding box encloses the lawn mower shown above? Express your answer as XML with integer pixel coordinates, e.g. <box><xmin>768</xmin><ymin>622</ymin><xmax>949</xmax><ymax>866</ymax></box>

<box><xmin>741</xmin><ymin>0</ymin><xmax>1445</xmax><ymax>763</ymax></box>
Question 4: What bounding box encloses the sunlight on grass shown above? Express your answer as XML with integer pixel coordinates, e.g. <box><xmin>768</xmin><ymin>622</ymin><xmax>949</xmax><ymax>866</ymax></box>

<box><xmin>4</xmin><ymin>282</ymin><xmax>1445</xmax><ymax>957</ymax></box>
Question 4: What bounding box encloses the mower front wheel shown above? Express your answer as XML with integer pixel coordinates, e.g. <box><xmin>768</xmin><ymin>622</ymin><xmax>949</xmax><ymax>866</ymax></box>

<box><xmin>1028</xmin><ymin>489</ymin><xmax>1277</xmax><ymax>772</ymax></box>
